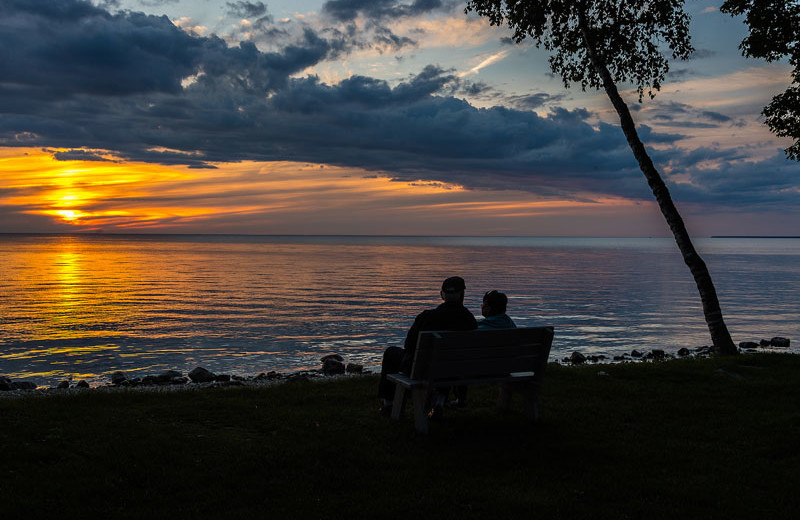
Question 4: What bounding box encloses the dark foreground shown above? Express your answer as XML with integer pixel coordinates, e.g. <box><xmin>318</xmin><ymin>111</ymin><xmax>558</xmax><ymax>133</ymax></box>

<box><xmin>1</xmin><ymin>354</ymin><xmax>798</xmax><ymax>519</ymax></box>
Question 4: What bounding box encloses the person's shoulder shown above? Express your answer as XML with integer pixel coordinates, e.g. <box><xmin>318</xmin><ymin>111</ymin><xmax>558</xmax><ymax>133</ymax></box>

<box><xmin>414</xmin><ymin>307</ymin><xmax>439</xmax><ymax>321</ymax></box>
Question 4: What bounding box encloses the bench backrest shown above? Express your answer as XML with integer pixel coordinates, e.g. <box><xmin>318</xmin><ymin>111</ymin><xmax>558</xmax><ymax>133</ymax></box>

<box><xmin>409</xmin><ymin>326</ymin><xmax>554</xmax><ymax>382</ymax></box>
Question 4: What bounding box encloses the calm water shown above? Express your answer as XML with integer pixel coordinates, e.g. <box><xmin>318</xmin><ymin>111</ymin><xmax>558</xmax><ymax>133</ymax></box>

<box><xmin>1</xmin><ymin>234</ymin><xmax>798</xmax><ymax>386</ymax></box>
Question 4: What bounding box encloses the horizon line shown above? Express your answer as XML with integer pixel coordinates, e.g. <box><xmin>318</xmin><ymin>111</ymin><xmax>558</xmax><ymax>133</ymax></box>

<box><xmin>2</xmin><ymin>232</ymin><xmax>798</xmax><ymax>239</ymax></box>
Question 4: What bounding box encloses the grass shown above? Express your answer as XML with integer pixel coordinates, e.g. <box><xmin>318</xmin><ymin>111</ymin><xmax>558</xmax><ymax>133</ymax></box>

<box><xmin>2</xmin><ymin>353</ymin><xmax>799</xmax><ymax>519</ymax></box>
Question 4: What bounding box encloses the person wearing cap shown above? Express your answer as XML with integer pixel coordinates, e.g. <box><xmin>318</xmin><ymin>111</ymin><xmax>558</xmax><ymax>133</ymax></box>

<box><xmin>377</xmin><ymin>276</ymin><xmax>477</xmax><ymax>416</ymax></box>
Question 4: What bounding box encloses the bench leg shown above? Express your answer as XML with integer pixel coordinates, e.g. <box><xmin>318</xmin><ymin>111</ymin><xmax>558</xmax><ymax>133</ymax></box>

<box><xmin>390</xmin><ymin>385</ymin><xmax>408</xmax><ymax>420</ymax></box>
<box><xmin>497</xmin><ymin>383</ymin><xmax>512</xmax><ymax>410</ymax></box>
<box><xmin>521</xmin><ymin>384</ymin><xmax>539</xmax><ymax>422</ymax></box>
<box><xmin>412</xmin><ymin>387</ymin><xmax>430</xmax><ymax>434</ymax></box>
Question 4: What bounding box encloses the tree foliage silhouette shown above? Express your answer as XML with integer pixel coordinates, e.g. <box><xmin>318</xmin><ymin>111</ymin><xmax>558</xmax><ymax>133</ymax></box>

<box><xmin>465</xmin><ymin>0</ymin><xmax>737</xmax><ymax>355</ymax></box>
<box><xmin>721</xmin><ymin>0</ymin><xmax>800</xmax><ymax>160</ymax></box>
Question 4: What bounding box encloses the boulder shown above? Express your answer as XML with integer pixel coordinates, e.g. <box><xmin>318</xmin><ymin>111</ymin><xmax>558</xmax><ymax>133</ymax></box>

<box><xmin>760</xmin><ymin>339</ymin><xmax>772</xmax><ymax>347</ymax></box>
<box><xmin>651</xmin><ymin>349</ymin><xmax>666</xmax><ymax>360</ymax></box>
<box><xmin>12</xmin><ymin>381</ymin><xmax>37</xmax><ymax>390</ymax></box>
<box><xmin>677</xmin><ymin>348</ymin><xmax>691</xmax><ymax>357</ymax></box>
<box><xmin>56</xmin><ymin>380</ymin><xmax>70</xmax><ymax>389</ymax></box>
<box><xmin>214</xmin><ymin>374</ymin><xmax>231</xmax><ymax>382</ymax></box>
<box><xmin>569</xmin><ymin>352</ymin><xmax>587</xmax><ymax>365</ymax></box>
<box><xmin>188</xmin><ymin>367</ymin><xmax>216</xmax><ymax>383</ymax></box>
<box><xmin>154</xmin><ymin>370</ymin><xmax>183</xmax><ymax>384</ymax></box>
<box><xmin>321</xmin><ymin>354</ymin><xmax>344</xmax><ymax>363</ymax></box>
<box><xmin>695</xmin><ymin>346</ymin><xmax>713</xmax><ymax>356</ymax></box>
<box><xmin>76</xmin><ymin>380</ymin><xmax>90</xmax><ymax>388</ymax></box>
<box><xmin>346</xmin><ymin>363</ymin><xmax>363</xmax><ymax>374</ymax></box>
<box><xmin>110</xmin><ymin>371</ymin><xmax>128</xmax><ymax>385</ymax></box>
<box><xmin>739</xmin><ymin>341</ymin><xmax>759</xmax><ymax>350</ymax></box>
<box><xmin>322</xmin><ymin>358</ymin><xmax>346</xmax><ymax>375</ymax></box>
<box><xmin>631</xmin><ymin>350</ymin><xmax>644</xmax><ymax>358</ymax></box>
<box><xmin>0</xmin><ymin>376</ymin><xmax>13</xmax><ymax>391</ymax></box>
<box><xmin>770</xmin><ymin>337</ymin><xmax>791</xmax><ymax>348</ymax></box>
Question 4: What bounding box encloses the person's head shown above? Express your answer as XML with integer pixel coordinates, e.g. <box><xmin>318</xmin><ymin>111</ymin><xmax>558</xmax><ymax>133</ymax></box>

<box><xmin>440</xmin><ymin>276</ymin><xmax>466</xmax><ymax>303</ymax></box>
<box><xmin>481</xmin><ymin>290</ymin><xmax>508</xmax><ymax>317</ymax></box>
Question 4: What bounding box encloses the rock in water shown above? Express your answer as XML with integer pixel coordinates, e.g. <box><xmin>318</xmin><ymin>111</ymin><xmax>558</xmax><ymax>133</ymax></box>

<box><xmin>322</xmin><ymin>358</ymin><xmax>346</xmax><ymax>375</ymax></box>
<box><xmin>770</xmin><ymin>337</ymin><xmax>790</xmax><ymax>348</ymax></box>
<box><xmin>569</xmin><ymin>352</ymin><xmax>586</xmax><ymax>365</ymax></box>
<box><xmin>346</xmin><ymin>363</ymin><xmax>363</xmax><ymax>374</ymax></box>
<box><xmin>110</xmin><ymin>371</ymin><xmax>128</xmax><ymax>385</ymax></box>
<box><xmin>188</xmin><ymin>366</ymin><xmax>216</xmax><ymax>383</ymax></box>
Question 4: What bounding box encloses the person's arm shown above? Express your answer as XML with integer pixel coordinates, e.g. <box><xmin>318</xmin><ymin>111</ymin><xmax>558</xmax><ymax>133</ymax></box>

<box><xmin>400</xmin><ymin>311</ymin><xmax>427</xmax><ymax>373</ymax></box>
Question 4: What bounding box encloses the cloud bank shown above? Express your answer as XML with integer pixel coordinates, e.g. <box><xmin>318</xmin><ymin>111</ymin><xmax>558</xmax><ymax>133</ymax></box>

<box><xmin>0</xmin><ymin>0</ymin><xmax>796</xmax><ymax>211</ymax></box>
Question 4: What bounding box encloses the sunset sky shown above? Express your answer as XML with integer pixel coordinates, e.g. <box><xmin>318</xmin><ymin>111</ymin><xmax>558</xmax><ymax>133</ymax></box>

<box><xmin>0</xmin><ymin>0</ymin><xmax>797</xmax><ymax>236</ymax></box>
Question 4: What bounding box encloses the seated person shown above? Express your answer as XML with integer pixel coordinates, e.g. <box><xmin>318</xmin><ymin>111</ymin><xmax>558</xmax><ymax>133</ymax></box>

<box><xmin>478</xmin><ymin>290</ymin><xmax>516</xmax><ymax>330</ymax></box>
<box><xmin>377</xmin><ymin>276</ymin><xmax>477</xmax><ymax>416</ymax></box>
<box><xmin>451</xmin><ymin>290</ymin><xmax>517</xmax><ymax>408</ymax></box>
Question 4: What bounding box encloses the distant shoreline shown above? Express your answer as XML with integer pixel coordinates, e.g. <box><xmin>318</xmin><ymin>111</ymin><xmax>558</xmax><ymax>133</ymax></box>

<box><xmin>711</xmin><ymin>236</ymin><xmax>800</xmax><ymax>239</ymax></box>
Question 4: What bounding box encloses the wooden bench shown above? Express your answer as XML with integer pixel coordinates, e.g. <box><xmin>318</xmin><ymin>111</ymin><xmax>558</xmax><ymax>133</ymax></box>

<box><xmin>386</xmin><ymin>326</ymin><xmax>554</xmax><ymax>433</ymax></box>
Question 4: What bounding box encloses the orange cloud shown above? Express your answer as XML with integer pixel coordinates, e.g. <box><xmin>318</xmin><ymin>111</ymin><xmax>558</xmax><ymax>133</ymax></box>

<box><xmin>0</xmin><ymin>148</ymin><xmax>664</xmax><ymax>236</ymax></box>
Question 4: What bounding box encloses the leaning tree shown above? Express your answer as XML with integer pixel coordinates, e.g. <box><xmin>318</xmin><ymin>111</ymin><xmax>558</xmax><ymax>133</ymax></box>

<box><xmin>465</xmin><ymin>0</ymin><xmax>738</xmax><ymax>355</ymax></box>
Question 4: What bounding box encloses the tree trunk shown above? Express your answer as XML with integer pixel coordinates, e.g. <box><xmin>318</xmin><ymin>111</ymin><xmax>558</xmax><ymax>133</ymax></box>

<box><xmin>578</xmin><ymin>19</ymin><xmax>738</xmax><ymax>355</ymax></box>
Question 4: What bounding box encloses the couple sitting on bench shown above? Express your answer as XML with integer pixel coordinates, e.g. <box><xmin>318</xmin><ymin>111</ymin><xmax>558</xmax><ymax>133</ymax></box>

<box><xmin>377</xmin><ymin>276</ymin><xmax>516</xmax><ymax>420</ymax></box>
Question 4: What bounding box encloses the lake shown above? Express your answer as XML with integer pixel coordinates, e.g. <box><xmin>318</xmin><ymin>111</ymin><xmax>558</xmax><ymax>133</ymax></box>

<box><xmin>1</xmin><ymin>234</ymin><xmax>798</xmax><ymax>386</ymax></box>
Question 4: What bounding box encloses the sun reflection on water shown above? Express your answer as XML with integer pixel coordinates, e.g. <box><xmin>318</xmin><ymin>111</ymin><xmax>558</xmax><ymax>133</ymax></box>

<box><xmin>1</xmin><ymin>235</ymin><xmax>799</xmax><ymax>386</ymax></box>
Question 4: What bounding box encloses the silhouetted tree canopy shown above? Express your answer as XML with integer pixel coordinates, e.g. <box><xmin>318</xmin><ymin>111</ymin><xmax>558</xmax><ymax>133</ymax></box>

<box><xmin>721</xmin><ymin>0</ymin><xmax>800</xmax><ymax>160</ymax></box>
<box><xmin>465</xmin><ymin>0</ymin><xmax>693</xmax><ymax>101</ymax></box>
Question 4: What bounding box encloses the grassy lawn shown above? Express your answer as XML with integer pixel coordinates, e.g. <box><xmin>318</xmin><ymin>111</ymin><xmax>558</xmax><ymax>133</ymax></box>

<box><xmin>2</xmin><ymin>353</ymin><xmax>799</xmax><ymax>519</ymax></box>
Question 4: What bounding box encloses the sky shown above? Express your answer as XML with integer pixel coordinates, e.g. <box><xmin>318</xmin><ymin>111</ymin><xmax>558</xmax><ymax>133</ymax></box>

<box><xmin>0</xmin><ymin>0</ymin><xmax>797</xmax><ymax>236</ymax></box>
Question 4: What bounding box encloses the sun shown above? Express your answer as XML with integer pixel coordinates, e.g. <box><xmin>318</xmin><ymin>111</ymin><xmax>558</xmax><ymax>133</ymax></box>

<box><xmin>55</xmin><ymin>210</ymin><xmax>85</xmax><ymax>222</ymax></box>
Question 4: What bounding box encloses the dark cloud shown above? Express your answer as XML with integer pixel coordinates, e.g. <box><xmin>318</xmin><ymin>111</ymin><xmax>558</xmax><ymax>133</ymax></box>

<box><xmin>0</xmin><ymin>0</ymin><xmax>796</xmax><ymax>210</ymax></box>
<box><xmin>50</xmin><ymin>149</ymin><xmax>114</xmax><ymax>162</ymax></box>
<box><xmin>700</xmin><ymin>110</ymin><xmax>732</xmax><ymax>123</ymax></box>
<box><xmin>319</xmin><ymin>0</ymin><xmax>450</xmax><ymax>53</ymax></box>
<box><xmin>646</xmin><ymin>101</ymin><xmax>736</xmax><ymax>129</ymax></box>
<box><xmin>688</xmin><ymin>48</ymin><xmax>716</xmax><ymax>60</ymax></box>
<box><xmin>226</xmin><ymin>1</ymin><xmax>269</xmax><ymax>19</ymax></box>
<box><xmin>322</xmin><ymin>0</ymin><xmax>446</xmax><ymax>23</ymax></box>
<box><xmin>373</xmin><ymin>26</ymin><xmax>417</xmax><ymax>50</ymax></box>
<box><xmin>666</xmin><ymin>68</ymin><xmax>695</xmax><ymax>80</ymax></box>
<box><xmin>138</xmin><ymin>0</ymin><xmax>180</xmax><ymax>7</ymax></box>
<box><xmin>505</xmin><ymin>92</ymin><xmax>567</xmax><ymax>110</ymax></box>
<box><xmin>668</xmin><ymin>150</ymin><xmax>800</xmax><ymax>208</ymax></box>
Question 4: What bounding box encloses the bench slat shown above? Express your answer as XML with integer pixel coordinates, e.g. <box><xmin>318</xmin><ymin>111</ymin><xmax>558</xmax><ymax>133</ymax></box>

<box><xmin>431</xmin><ymin>343</ymin><xmax>545</xmax><ymax>361</ymax></box>
<box><xmin>426</xmin><ymin>356</ymin><xmax>545</xmax><ymax>380</ymax></box>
